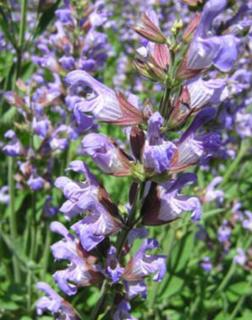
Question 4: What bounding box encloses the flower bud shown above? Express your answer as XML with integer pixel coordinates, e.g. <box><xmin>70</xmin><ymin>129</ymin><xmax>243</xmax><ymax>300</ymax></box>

<box><xmin>134</xmin><ymin>12</ymin><xmax>166</xmax><ymax>44</ymax></box>
<box><xmin>130</xmin><ymin>126</ymin><xmax>145</xmax><ymax>160</ymax></box>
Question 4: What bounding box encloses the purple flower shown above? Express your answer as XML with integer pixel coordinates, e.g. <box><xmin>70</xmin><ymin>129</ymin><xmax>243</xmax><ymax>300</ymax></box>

<box><xmin>234</xmin><ymin>248</ymin><xmax>247</xmax><ymax>266</ymax></box>
<box><xmin>72</xmin><ymin>106</ymin><xmax>94</xmax><ymax>134</ymax></box>
<box><xmin>65</xmin><ymin>71</ymin><xmax>143</xmax><ymax>125</ymax></box>
<box><xmin>27</xmin><ymin>174</ymin><xmax>46</xmax><ymax>191</ymax></box>
<box><xmin>36</xmin><ymin>282</ymin><xmax>78</xmax><ymax>319</ymax></box>
<box><xmin>187</xmin><ymin>0</ymin><xmax>239</xmax><ymax>72</ymax></box>
<box><xmin>71</xmin><ymin>202</ymin><xmax>123</xmax><ymax>251</ymax></box>
<box><xmin>122</xmin><ymin>239</ymin><xmax>166</xmax><ymax>299</ymax></box>
<box><xmin>217</xmin><ymin>220</ymin><xmax>231</xmax><ymax>243</ymax></box>
<box><xmin>105</xmin><ymin>246</ymin><xmax>124</xmax><ymax>283</ymax></box>
<box><xmin>50</xmin><ymin>222</ymin><xmax>102</xmax><ymax>296</ymax></box>
<box><xmin>32</xmin><ymin>118</ymin><xmax>51</xmax><ymax>139</ymax></box>
<box><xmin>2</xmin><ymin>130</ymin><xmax>24</xmax><ymax>157</ymax></box>
<box><xmin>170</xmin><ymin>108</ymin><xmax>219</xmax><ymax>171</ymax></box>
<box><xmin>143</xmin><ymin>112</ymin><xmax>177</xmax><ymax>174</ymax></box>
<box><xmin>200</xmin><ymin>257</ymin><xmax>213</xmax><ymax>272</ymax></box>
<box><xmin>113</xmin><ymin>300</ymin><xmax>137</xmax><ymax>320</ymax></box>
<box><xmin>43</xmin><ymin>196</ymin><xmax>57</xmax><ymax>217</ymax></box>
<box><xmin>187</xmin><ymin>77</ymin><xmax>228</xmax><ymax>111</ymax></box>
<box><xmin>55</xmin><ymin>160</ymin><xmax>100</xmax><ymax>219</ymax></box>
<box><xmin>0</xmin><ymin>186</ymin><xmax>9</xmax><ymax>204</ymax></box>
<box><xmin>82</xmin><ymin>133</ymin><xmax>132</xmax><ymax>176</ymax></box>
<box><xmin>142</xmin><ymin>173</ymin><xmax>201</xmax><ymax>225</ymax></box>
<box><xmin>204</xmin><ymin>177</ymin><xmax>224</xmax><ymax>203</ymax></box>
<box><xmin>55</xmin><ymin>8</ymin><xmax>74</xmax><ymax>26</ymax></box>
<box><xmin>235</xmin><ymin>111</ymin><xmax>252</xmax><ymax>138</ymax></box>
<box><xmin>59</xmin><ymin>56</ymin><xmax>76</xmax><ymax>71</ymax></box>
<box><xmin>242</xmin><ymin>211</ymin><xmax>252</xmax><ymax>231</ymax></box>
<box><xmin>65</xmin><ymin>70</ymin><xmax>122</xmax><ymax>122</ymax></box>
<box><xmin>49</xmin><ymin>125</ymin><xmax>75</xmax><ymax>152</ymax></box>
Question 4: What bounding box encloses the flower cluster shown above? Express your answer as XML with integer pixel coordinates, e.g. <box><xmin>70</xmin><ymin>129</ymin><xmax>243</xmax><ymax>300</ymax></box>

<box><xmin>1</xmin><ymin>1</ymin><xmax>111</xmax><ymax>196</ymax></box>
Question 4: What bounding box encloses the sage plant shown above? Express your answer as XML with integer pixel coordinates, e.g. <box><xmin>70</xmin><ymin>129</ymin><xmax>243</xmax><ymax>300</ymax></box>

<box><xmin>36</xmin><ymin>0</ymin><xmax>250</xmax><ymax>319</ymax></box>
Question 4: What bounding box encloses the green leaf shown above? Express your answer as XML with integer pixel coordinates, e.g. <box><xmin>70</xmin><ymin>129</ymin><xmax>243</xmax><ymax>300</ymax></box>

<box><xmin>169</xmin><ymin>232</ymin><xmax>195</xmax><ymax>273</ymax></box>
<box><xmin>214</xmin><ymin>312</ymin><xmax>229</xmax><ymax>320</ymax></box>
<box><xmin>227</xmin><ymin>281</ymin><xmax>251</xmax><ymax>295</ymax></box>
<box><xmin>160</xmin><ymin>275</ymin><xmax>184</xmax><ymax>299</ymax></box>
<box><xmin>0</xmin><ymin>300</ymin><xmax>19</xmax><ymax>311</ymax></box>
<box><xmin>237</xmin><ymin>310</ymin><xmax>252</xmax><ymax>320</ymax></box>
<box><xmin>226</xmin><ymin>281</ymin><xmax>251</xmax><ymax>303</ymax></box>
<box><xmin>33</xmin><ymin>0</ymin><xmax>61</xmax><ymax>38</ymax></box>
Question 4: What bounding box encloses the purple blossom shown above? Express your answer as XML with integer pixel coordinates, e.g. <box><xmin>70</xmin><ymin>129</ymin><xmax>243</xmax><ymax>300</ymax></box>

<box><xmin>234</xmin><ymin>248</ymin><xmax>247</xmax><ymax>266</ymax></box>
<box><xmin>55</xmin><ymin>160</ymin><xmax>100</xmax><ymax>219</ymax></box>
<box><xmin>105</xmin><ymin>246</ymin><xmax>124</xmax><ymax>283</ymax></box>
<box><xmin>36</xmin><ymin>282</ymin><xmax>78</xmax><ymax>319</ymax></box>
<box><xmin>235</xmin><ymin>110</ymin><xmax>252</xmax><ymax>138</ymax></box>
<box><xmin>65</xmin><ymin>70</ymin><xmax>122</xmax><ymax>122</ymax></box>
<box><xmin>50</xmin><ymin>222</ymin><xmax>102</xmax><ymax>296</ymax></box>
<box><xmin>55</xmin><ymin>8</ymin><xmax>74</xmax><ymax>26</ymax></box>
<box><xmin>143</xmin><ymin>112</ymin><xmax>177</xmax><ymax>174</ymax></box>
<box><xmin>170</xmin><ymin>108</ymin><xmax>220</xmax><ymax>171</ymax></box>
<box><xmin>217</xmin><ymin>220</ymin><xmax>231</xmax><ymax>243</ymax></box>
<box><xmin>188</xmin><ymin>0</ymin><xmax>239</xmax><ymax>72</ymax></box>
<box><xmin>59</xmin><ymin>56</ymin><xmax>76</xmax><ymax>71</ymax></box>
<box><xmin>27</xmin><ymin>174</ymin><xmax>46</xmax><ymax>191</ymax></box>
<box><xmin>187</xmin><ymin>77</ymin><xmax>228</xmax><ymax>111</ymax></box>
<box><xmin>0</xmin><ymin>186</ymin><xmax>9</xmax><ymax>204</ymax></box>
<box><xmin>32</xmin><ymin>118</ymin><xmax>51</xmax><ymax>139</ymax></box>
<box><xmin>122</xmin><ymin>239</ymin><xmax>166</xmax><ymax>299</ymax></box>
<box><xmin>204</xmin><ymin>177</ymin><xmax>224</xmax><ymax>203</ymax></box>
<box><xmin>71</xmin><ymin>203</ymin><xmax>123</xmax><ymax>251</ymax></box>
<box><xmin>43</xmin><ymin>196</ymin><xmax>57</xmax><ymax>217</ymax></box>
<box><xmin>142</xmin><ymin>173</ymin><xmax>201</xmax><ymax>225</ymax></box>
<box><xmin>2</xmin><ymin>130</ymin><xmax>24</xmax><ymax>157</ymax></box>
<box><xmin>65</xmin><ymin>71</ymin><xmax>143</xmax><ymax>125</ymax></box>
<box><xmin>82</xmin><ymin>133</ymin><xmax>132</xmax><ymax>176</ymax></box>
<box><xmin>200</xmin><ymin>257</ymin><xmax>213</xmax><ymax>272</ymax></box>
<box><xmin>242</xmin><ymin>211</ymin><xmax>252</xmax><ymax>231</ymax></box>
<box><xmin>113</xmin><ymin>300</ymin><xmax>137</xmax><ymax>320</ymax></box>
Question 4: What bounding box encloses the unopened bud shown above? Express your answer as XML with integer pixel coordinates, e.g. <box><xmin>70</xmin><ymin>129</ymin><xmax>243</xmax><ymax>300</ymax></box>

<box><xmin>183</xmin><ymin>13</ymin><xmax>201</xmax><ymax>42</ymax></box>
<box><xmin>134</xmin><ymin>13</ymin><xmax>166</xmax><ymax>44</ymax></box>
<box><xmin>171</xmin><ymin>19</ymin><xmax>183</xmax><ymax>34</ymax></box>
<box><xmin>130</xmin><ymin>127</ymin><xmax>145</xmax><ymax>160</ymax></box>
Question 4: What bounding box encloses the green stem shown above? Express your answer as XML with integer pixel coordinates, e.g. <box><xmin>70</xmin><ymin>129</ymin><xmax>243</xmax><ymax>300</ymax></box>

<box><xmin>27</xmin><ymin>193</ymin><xmax>37</xmax><ymax>312</ymax></box>
<box><xmin>8</xmin><ymin>157</ymin><xmax>21</xmax><ymax>283</ymax></box>
<box><xmin>29</xmin><ymin>193</ymin><xmax>37</xmax><ymax>260</ymax></box>
<box><xmin>216</xmin><ymin>262</ymin><xmax>236</xmax><ymax>294</ymax></box>
<box><xmin>229</xmin><ymin>295</ymin><xmax>246</xmax><ymax>320</ymax></box>
<box><xmin>18</xmin><ymin>0</ymin><xmax>27</xmax><ymax>48</ymax></box>
<box><xmin>90</xmin><ymin>280</ymin><xmax>109</xmax><ymax>320</ymax></box>
<box><xmin>15</xmin><ymin>0</ymin><xmax>27</xmax><ymax>79</ymax></box>
<box><xmin>40</xmin><ymin>224</ymin><xmax>52</xmax><ymax>279</ymax></box>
